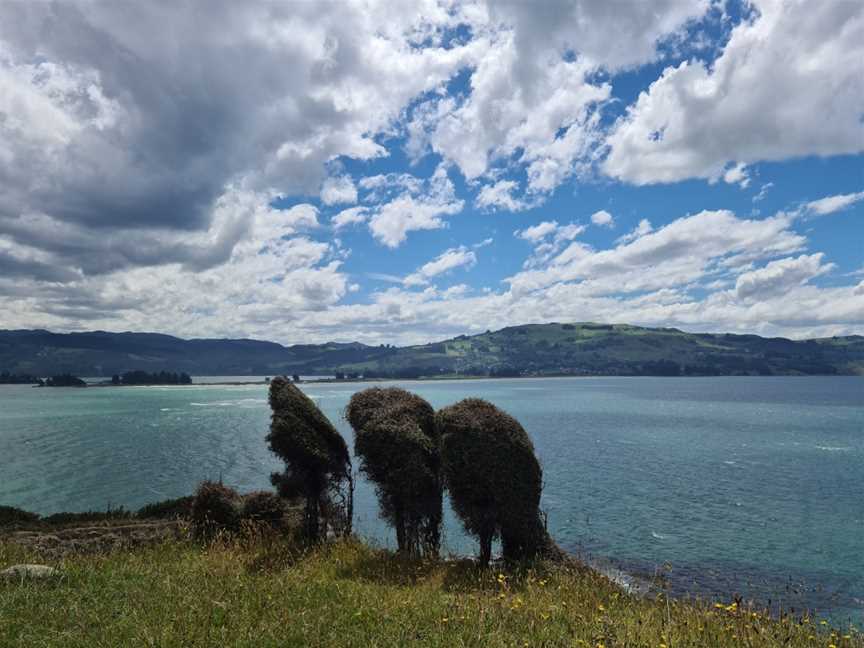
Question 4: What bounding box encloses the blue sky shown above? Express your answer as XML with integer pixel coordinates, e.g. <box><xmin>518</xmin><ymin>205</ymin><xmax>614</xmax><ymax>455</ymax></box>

<box><xmin>0</xmin><ymin>0</ymin><xmax>861</xmax><ymax>344</ymax></box>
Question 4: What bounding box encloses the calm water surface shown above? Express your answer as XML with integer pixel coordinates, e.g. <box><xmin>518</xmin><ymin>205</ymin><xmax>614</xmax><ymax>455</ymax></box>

<box><xmin>1</xmin><ymin>377</ymin><xmax>862</xmax><ymax>624</ymax></box>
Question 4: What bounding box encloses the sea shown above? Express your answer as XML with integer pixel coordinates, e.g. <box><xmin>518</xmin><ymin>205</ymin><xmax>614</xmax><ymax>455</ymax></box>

<box><xmin>1</xmin><ymin>376</ymin><xmax>861</xmax><ymax>625</ymax></box>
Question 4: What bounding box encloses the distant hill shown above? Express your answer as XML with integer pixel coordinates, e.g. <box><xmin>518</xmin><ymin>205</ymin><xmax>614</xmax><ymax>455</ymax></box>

<box><xmin>1</xmin><ymin>324</ymin><xmax>862</xmax><ymax>378</ymax></box>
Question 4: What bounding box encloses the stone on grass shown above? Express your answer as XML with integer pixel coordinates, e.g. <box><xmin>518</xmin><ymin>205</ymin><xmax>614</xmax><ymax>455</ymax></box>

<box><xmin>1</xmin><ymin>564</ymin><xmax>59</xmax><ymax>580</ymax></box>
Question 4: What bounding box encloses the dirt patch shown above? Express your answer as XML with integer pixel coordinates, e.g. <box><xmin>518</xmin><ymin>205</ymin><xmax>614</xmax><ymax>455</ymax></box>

<box><xmin>2</xmin><ymin>519</ymin><xmax>185</xmax><ymax>558</ymax></box>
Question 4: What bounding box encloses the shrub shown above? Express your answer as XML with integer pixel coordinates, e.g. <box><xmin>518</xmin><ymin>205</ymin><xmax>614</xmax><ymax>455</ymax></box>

<box><xmin>191</xmin><ymin>481</ymin><xmax>242</xmax><ymax>539</ymax></box>
<box><xmin>266</xmin><ymin>376</ymin><xmax>352</xmax><ymax>542</ymax></box>
<box><xmin>136</xmin><ymin>496</ymin><xmax>195</xmax><ymax>520</ymax></box>
<box><xmin>437</xmin><ymin>398</ymin><xmax>561</xmax><ymax>565</ymax></box>
<box><xmin>0</xmin><ymin>505</ymin><xmax>40</xmax><ymax>526</ymax></box>
<box><xmin>346</xmin><ymin>388</ymin><xmax>442</xmax><ymax>557</ymax></box>
<box><xmin>42</xmin><ymin>506</ymin><xmax>132</xmax><ymax>525</ymax></box>
<box><xmin>241</xmin><ymin>491</ymin><xmax>288</xmax><ymax>529</ymax></box>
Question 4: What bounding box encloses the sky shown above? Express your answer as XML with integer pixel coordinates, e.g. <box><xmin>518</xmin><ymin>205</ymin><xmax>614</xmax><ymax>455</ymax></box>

<box><xmin>0</xmin><ymin>0</ymin><xmax>862</xmax><ymax>346</ymax></box>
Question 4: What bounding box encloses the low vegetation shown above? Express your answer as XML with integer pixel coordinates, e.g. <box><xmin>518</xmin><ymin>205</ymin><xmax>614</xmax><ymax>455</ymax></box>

<box><xmin>111</xmin><ymin>370</ymin><xmax>192</xmax><ymax>385</ymax></box>
<box><xmin>0</xmin><ymin>534</ymin><xmax>859</xmax><ymax>647</ymax></box>
<box><xmin>39</xmin><ymin>374</ymin><xmax>87</xmax><ymax>387</ymax></box>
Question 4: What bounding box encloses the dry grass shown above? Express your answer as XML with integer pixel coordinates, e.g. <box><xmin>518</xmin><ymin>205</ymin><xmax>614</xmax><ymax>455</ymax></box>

<box><xmin>0</xmin><ymin>535</ymin><xmax>860</xmax><ymax>647</ymax></box>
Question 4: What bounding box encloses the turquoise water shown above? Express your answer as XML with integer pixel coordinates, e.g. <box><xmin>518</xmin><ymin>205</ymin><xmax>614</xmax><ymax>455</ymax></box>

<box><xmin>1</xmin><ymin>377</ymin><xmax>862</xmax><ymax>624</ymax></box>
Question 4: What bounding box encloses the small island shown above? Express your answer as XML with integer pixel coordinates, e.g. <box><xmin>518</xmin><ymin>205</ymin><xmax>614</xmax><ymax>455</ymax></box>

<box><xmin>38</xmin><ymin>374</ymin><xmax>87</xmax><ymax>388</ymax></box>
<box><xmin>111</xmin><ymin>370</ymin><xmax>192</xmax><ymax>386</ymax></box>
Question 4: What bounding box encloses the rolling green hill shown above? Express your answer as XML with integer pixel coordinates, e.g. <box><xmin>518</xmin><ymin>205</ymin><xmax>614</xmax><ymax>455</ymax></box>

<box><xmin>1</xmin><ymin>323</ymin><xmax>862</xmax><ymax>378</ymax></box>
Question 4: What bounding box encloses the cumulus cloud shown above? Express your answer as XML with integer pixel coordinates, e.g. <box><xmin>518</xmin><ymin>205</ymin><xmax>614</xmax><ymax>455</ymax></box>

<box><xmin>508</xmin><ymin>210</ymin><xmax>805</xmax><ymax>297</ymax></box>
<box><xmin>429</xmin><ymin>38</ymin><xmax>610</xmax><ymax>193</ymax></box>
<box><xmin>590</xmin><ymin>210</ymin><xmax>614</xmax><ymax>227</ymax></box>
<box><xmin>403</xmin><ymin>245</ymin><xmax>478</xmax><ymax>286</ymax></box>
<box><xmin>1</xmin><ymin>1</ymin><xmax>862</xmax><ymax>344</ymax></box>
<box><xmin>723</xmin><ymin>163</ymin><xmax>751</xmax><ymax>189</ymax></box>
<box><xmin>0</xmin><ymin>1</ymin><xmax>479</xmax><ymax>277</ymax></box>
<box><xmin>735</xmin><ymin>253</ymin><xmax>834</xmax><ymax>300</ymax></box>
<box><xmin>615</xmin><ymin>219</ymin><xmax>653</xmax><ymax>244</ymax></box>
<box><xmin>476</xmin><ymin>180</ymin><xmax>530</xmax><ymax>211</ymax></box>
<box><xmin>331</xmin><ymin>207</ymin><xmax>370</xmax><ymax>231</ymax></box>
<box><xmin>604</xmin><ymin>0</ymin><xmax>864</xmax><ymax>184</ymax></box>
<box><xmin>516</xmin><ymin>220</ymin><xmax>586</xmax><ymax>268</ymax></box>
<box><xmin>366</xmin><ymin>165</ymin><xmax>464</xmax><ymax>248</ymax></box>
<box><xmin>320</xmin><ymin>176</ymin><xmax>358</xmax><ymax>206</ymax></box>
<box><xmin>516</xmin><ymin>221</ymin><xmax>559</xmax><ymax>243</ymax></box>
<box><xmin>804</xmin><ymin>191</ymin><xmax>864</xmax><ymax>216</ymax></box>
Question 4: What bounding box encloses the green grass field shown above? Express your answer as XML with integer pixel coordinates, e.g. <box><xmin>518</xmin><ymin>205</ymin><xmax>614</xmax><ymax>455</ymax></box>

<box><xmin>1</xmin><ymin>533</ymin><xmax>860</xmax><ymax>647</ymax></box>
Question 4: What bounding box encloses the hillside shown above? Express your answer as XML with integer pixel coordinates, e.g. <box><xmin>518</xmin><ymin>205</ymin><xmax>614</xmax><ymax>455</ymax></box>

<box><xmin>1</xmin><ymin>323</ymin><xmax>862</xmax><ymax>378</ymax></box>
<box><xmin>4</xmin><ymin>535</ymin><xmax>855</xmax><ymax>648</ymax></box>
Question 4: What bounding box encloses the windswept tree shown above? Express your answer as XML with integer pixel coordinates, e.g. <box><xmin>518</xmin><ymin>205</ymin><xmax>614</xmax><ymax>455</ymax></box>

<box><xmin>346</xmin><ymin>388</ymin><xmax>442</xmax><ymax>557</ymax></box>
<box><xmin>266</xmin><ymin>376</ymin><xmax>352</xmax><ymax>542</ymax></box>
<box><xmin>437</xmin><ymin>398</ymin><xmax>562</xmax><ymax>565</ymax></box>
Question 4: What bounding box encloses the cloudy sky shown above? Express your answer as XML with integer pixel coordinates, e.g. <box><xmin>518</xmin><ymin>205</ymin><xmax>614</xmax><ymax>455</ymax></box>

<box><xmin>0</xmin><ymin>0</ymin><xmax>862</xmax><ymax>345</ymax></box>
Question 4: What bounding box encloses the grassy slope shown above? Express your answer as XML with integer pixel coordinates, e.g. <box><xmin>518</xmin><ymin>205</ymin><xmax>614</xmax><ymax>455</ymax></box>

<box><xmin>1</xmin><ymin>536</ymin><xmax>860</xmax><ymax>647</ymax></box>
<box><xmin>345</xmin><ymin>323</ymin><xmax>864</xmax><ymax>376</ymax></box>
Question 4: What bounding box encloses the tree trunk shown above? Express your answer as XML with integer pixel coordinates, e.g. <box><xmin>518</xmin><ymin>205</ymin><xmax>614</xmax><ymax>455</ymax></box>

<box><xmin>479</xmin><ymin>530</ymin><xmax>493</xmax><ymax>567</ymax></box>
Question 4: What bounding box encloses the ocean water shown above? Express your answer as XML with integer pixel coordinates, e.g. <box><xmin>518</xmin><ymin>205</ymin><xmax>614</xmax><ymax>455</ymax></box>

<box><xmin>1</xmin><ymin>376</ymin><xmax>862</xmax><ymax>624</ymax></box>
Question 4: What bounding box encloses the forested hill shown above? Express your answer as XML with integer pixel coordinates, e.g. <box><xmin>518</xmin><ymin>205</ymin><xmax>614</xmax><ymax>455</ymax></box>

<box><xmin>0</xmin><ymin>324</ymin><xmax>862</xmax><ymax>378</ymax></box>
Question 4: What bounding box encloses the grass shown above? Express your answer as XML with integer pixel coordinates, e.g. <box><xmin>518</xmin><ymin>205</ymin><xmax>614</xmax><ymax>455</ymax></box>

<box><xmin>1</xmin><ymin>534</ymin><xmax>860</xmax><ymax>647</ymax></box>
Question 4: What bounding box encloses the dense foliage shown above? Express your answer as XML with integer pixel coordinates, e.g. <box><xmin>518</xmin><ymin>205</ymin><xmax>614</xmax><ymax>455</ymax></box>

<box><xmin>241</xmin><ymin>491</ymin><xmax>289</xmax><ymax>529</ymax></box>
<box><xmin>266</xmin><ymin>376</ymin><xmax>352</xmax><ymax>542</ymax></box>
<box><xmin>113</xmin><ymin>370</ymin><xmax>192</xmax><ymax>385</ymax></box>
<box><xmin>190</xmin><ymin>481</ymin><xmax>242</xmax><ymax>538</ymax></box>
<box><xmin>437</xmin><ymin>398</ymin><xmax>561</xmax><ymax>565</ymax></box>
<box><xmin>41</xmin><ymin>374</ymin><xmax>86</xmax><ymax>387</ymax></box>
<box><xmin>346</xmin><ymin>388</ymin><xmax>442</xmax><ymax>557</ymax></box>
<box><xmin>0</xmin><ymin>505</ymin><xmax>40</xmax><ymax>526</ymax></box>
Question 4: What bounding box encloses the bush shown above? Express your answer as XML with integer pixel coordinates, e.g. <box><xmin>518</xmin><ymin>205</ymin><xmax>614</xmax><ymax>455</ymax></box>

<box><xmin>0</xmin><ymin>505</ymin><xmax>40</xmax><ymax>526</ymax></box>
<box><xmin>191</xmin><ymin>481</ymin><xmax>242</xmax><ymax>539</ymax></box>
<box><xmin>42</xmin><ymin>507</ymin><xmax>132</xmax><ymax>525</ymax></box>
<box><xmin>241</xmin><ymin>491</ymin><xmax>288</xmax><ymax>529</ymax></box>
<box><xmin>136</xmin><ymin>496</ymin><xmax>195</xmax><ymax>520</ymax></box>
<box><xmin>437</xmin><ymin>398</ymin><xmax>561</xmax><ymax>565</ymax></box>
<box><xmin>267</xmin><ymin>376</ymin><xmax>352</xmax><ymax>542</ymax></box>
<box><xmin>346</xmin><ymin>388</ymin><xmax>442</xmax><ymax>557</ymax></box>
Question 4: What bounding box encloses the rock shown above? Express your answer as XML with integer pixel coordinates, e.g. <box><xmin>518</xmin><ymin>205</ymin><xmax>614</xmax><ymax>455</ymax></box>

<box><xmin>0</xmin><ymin>564</ymin><xmax>59</xmax><ymax>580</ymax></box>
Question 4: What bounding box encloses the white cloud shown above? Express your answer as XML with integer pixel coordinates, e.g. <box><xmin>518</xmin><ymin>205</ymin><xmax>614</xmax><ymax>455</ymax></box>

<box><xmin>508</xmin><ymin>210</ymin><xmax>805</xmax><ymax>297</ymax></box>
<box><xmin>590</xmin><ymin>210</ymin><xmax>614</xmax><ymax>227</ymax></box>
<box><xmin>735</xmin><ymin>253</ymin><xmax>834</xmax><ymax>300</ymax></box>
<box><xmin>320</xmin><ymin>176</ymin><xmax>358</xmax><ymax>206</ymax></box>
<box><xmin>476</xmin><ymin>180</ymin><xmax>529</xmax><ymax>211</ymax></box>
<box><xmin>516</xmin><ymin>219</ymin><xmax>587</xmax><ymax>268</ymax></box>
<box><xmin>722</xmin><ymin>163</ymin><xmax>750</xmax><ymax>189</ymax></box>
<box><xmin>0</xmin><ymin>1</ymin><xmax>481</xmax><ymax>276</ymax></box>
<box><xmin>753</xmin><ymin>182</ymin><xmax>774</xmax><ymax>203</ymax></box>
<box><xmin>331</xmin><ymin>206</ymin><xmax>370</xmax><ymax>230</ymax></box>
<box><xmin>429</xmin><ymin>38</ymin><xmax>610</xmax><ymax>193</ymax></box>
<box><xmin>516</xmin><ymin>221</ymin><xmax>559</xmax><ymax>243</ymax></box>
<box><xmin>604</xmin><ymin>0</ymin><xmax>864</xmax><ymax>185</ymax></box>
<box><xmin>366</xmin><ymin>165</ymin><xmax>464</xmax><ymax>248</ymax></box>
<box><xmin>804</xmin><ymin>191</ymin><xmax>864</xmax><ymax>216</ymax></box>
<box><xmin>615</xmin><ymin>219</ymin><xmax>653</xmax><ymax>244</ymax></box>
<box><xmin>403</xmin><ymin>245</ymin><xmax>477</xmax><ymax>286</ymax></box>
